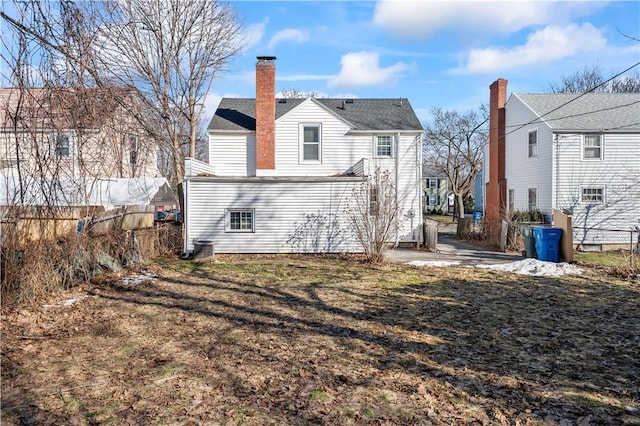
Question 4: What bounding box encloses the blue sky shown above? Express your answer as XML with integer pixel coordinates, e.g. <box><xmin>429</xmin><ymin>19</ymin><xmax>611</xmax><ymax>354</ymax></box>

<box><xmin>205</xmin><ymin>0</ymin><xmax>640</xmax><ymax>124</ymax></box>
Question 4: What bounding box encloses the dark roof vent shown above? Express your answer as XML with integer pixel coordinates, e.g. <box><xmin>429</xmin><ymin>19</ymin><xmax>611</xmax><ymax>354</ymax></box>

<box><xmin>278</xmin><ymin>98</ymin><xmax>286</xmax><ymax>103</ymax></box>
<box><xmin>345</xmin><ymin>99</ymin><xmax>354</xmax><ymax>104</ymax></box>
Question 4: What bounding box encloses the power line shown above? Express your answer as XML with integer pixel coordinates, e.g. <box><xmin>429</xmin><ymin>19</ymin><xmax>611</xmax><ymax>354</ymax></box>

<box><xmin>504</xmin><ymin>61</ymin><xmax>640</xmax><ymax>136</ymax></box>
<box><xmin>503</xmin><ymin>100</ymin><xmax>640</xmax><ymax>130</ymax></box>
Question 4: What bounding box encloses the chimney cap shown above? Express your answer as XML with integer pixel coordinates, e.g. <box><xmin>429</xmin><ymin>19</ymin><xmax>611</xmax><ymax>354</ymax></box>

<box><xmin>257</xmin><ymin>56</ymin><xmax>277</xmax><ymax>61</ymax></box>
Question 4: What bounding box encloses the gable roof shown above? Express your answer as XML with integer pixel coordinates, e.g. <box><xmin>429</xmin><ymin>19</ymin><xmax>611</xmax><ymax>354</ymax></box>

<box><xmin>514</xmin><ymin>92</ymin><xmax>640</xmax><ymax>132</ymax></box>
<box><xmin>0</xmin><ymin>87</ymin><xmax>135</xmax><ymax>130</ymax></box>
<box><xmin>209</xmin><ymin>98</ymin><xmax>423</xmax><ymax>132</ymax></box>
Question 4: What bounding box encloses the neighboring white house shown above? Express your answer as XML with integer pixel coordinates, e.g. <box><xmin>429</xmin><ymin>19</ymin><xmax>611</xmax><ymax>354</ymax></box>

<box><xmin>0</xmin><ymin>87</ymin><xmax>164</xmax><ymax>216</ymax></box>
<box><xmin>183</xmin><ymin>56</ymin><xmax>424</xmax><ymax>254</ymax></box>
<box><xmin>422</xmin><ymin>166</ymin><xmax>448</xmax><ymax>214</ymax></box>
<box><xmin>485</xmin><ymin>78</ymin><xmax>640</xmax><ymax>249</ymax></box>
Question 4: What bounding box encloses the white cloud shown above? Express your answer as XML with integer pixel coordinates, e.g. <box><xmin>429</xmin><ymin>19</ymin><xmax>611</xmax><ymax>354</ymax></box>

<box><xmin>240</xmin><ymin>18</ymin><xmax>268</xmax><ymax>51</ymax></box>
<box><xmin>372</xmin><ymin>1</ymin><xmax>601</xmax><ymax>38</ymax></box>
<box><xmin>267</xmin><ymin>28</ymin><xmax>308</xmax><ymax>50</ymax></box>
<box><xmin>328</xmin><ymin>52</ymin><xmax>412</xmax><ymax>89</ymax></box>
<box><xmin>458</xmin><ymin>23</ymin><xmax>607</xmax><ymax>74</ymax></box>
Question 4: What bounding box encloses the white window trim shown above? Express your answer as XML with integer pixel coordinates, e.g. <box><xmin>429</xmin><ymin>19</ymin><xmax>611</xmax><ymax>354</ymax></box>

<box><xmin>582</xmin><ymin>133</ymin><xmax>603</xmax><ymax>161</ymax></box>
<box><xmin>580</xmin><ymin>185</ymin><xmax>605</xmax><ymax>204</ymax></box>
<box><xmin>528</xmin><ymin>129</ymin><xmax>537</xmax><ymax>158</ymax></box>
<box><xmin>225</xmin><ymin>208</ymin><xmax>255</xmax><ymax>233</ymax></box>
<box><xmin>299</xmin><ymin>123</ymin><xmax>322</xmax><ymax>164</ymax></box>
<box><xmin>50</xmin><ymin>131</ymin><xmax>74</xmax><ymax>159</ymax></box>
<box><xmin>374</xmin><ymin>134</ymin><xmax>394</xmax><ymax>159</ymax></box>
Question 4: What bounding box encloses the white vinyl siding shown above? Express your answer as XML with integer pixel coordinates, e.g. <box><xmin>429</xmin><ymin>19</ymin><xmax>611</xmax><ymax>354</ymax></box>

<box><xmin>555</xmin><ymin>132</ymin><xmax>640</xmax><ymax>244</ymax></box>
<box><xmin>207</xmin><ymin>99</ymin><xmax>423</xmax><ymax>243</ymax></box>
<box><xmin>185</xmin><ymin>178</ymin><xmax>363</xmax><ymax>253</ymax></box>
<box><xmin>504</xmin><ymin>95</ymin><xmax>553</xmax><ymax>215</ymax></box>
<box><xmin>208</xmin><ymin>133</ymin><xmax>256</xmax><ymax>176</ymax></box>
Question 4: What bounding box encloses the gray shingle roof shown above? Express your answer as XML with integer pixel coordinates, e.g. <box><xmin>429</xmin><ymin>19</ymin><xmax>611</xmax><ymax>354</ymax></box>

<box><xmin>514</xmin><ymin>93</ymin><xmax>640</xmax><ymax>132</ymax></box>
<box><xmin>208</xmin><ymin>98</ymin><xmax>423</xmax><ymax>132</ymax></box>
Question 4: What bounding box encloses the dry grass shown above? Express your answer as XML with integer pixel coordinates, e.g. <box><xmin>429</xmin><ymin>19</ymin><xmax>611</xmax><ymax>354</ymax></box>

<box><xmin>2</xmin><ymin>255</ymin><xmax>639</xmax><ymax>425</ymax></box>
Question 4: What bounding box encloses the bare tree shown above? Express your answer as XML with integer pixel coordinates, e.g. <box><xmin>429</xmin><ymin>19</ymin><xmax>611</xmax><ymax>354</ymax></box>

<box><xmin>423</xmin><ymin>107</ymin><xmax>488</xmax><ymax>220</ymax></box>
<box><xmin>345</xmin><ymin>168</ymin><xmax>398</xmax><ymax>263</ymax></box>
<box><xmin>91</xmin><ymin>0</ymin><xmax>241</xmax><ymax>186</ymax></box>
<box><xmin>280</xmin><ymin>88</ymin><xmax>323</xmax><ymax>99</ymax></box>
<box><xmin>1</xmin><ymin>0</ymin><xmax>242</xmax><ymax>187</ymax></box>
<box><xmin>549</xmin><ymin>64</ymin><xmax>640</xmax><ymax>93</ymax></box>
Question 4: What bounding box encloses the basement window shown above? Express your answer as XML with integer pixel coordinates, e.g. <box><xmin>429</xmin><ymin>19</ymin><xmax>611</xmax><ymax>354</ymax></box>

<box><xmin>225</xmin><ymin>209</ymin><xmax>255</xmax><ymax>233</ymax></box>
<box><xmin>581</xmin><ymin>186</ymin><xmax>605</xmax><ymax>203</ymax></box>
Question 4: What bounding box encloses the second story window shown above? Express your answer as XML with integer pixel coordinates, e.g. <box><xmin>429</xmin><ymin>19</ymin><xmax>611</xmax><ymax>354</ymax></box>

<box><xmin>301</xmin><ymin>124</ymin><xmax>321</xmax><ymax>162</ymax></box>
<box><xmin>375</xmin><ymin>135</ymin><xmax>393</xmax><ymax>158</ymax></box>
<box><xmin>51</xmin><ymin>132</ymin><xmax>71</xmax><ymax>158</ymax></box>
<box><xmin>528</xmin><ymin>129</ymin><xmax>537</xmax><ymax>158</ymax></box>
<box><xmin>583</xmin><ymin>134</ymin><xmax>602</xmax><ymax>160</ymax></box>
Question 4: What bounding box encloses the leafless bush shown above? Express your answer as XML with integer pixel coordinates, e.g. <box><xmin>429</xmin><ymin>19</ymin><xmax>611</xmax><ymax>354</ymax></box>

<box><xmin>1</xmin><ymin>223</ymin><xmax>182</xmax><ymax>309</ymax></box>
<box><xmin>345</xmin><ymin>168</ymin><xmax>398</xmax><ymax>263</ymax></box>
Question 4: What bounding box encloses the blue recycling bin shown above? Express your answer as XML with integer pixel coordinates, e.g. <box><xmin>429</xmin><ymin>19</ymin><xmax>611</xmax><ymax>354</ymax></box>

<box><xmin>472</xmin><ymin>211</ymin><xmax>482</xmax><ymax>225</ymax></box>
<box><xmin>533</xmin><ymin>227</ymin><xmax>563</xmax><ymax>262</ymax></box>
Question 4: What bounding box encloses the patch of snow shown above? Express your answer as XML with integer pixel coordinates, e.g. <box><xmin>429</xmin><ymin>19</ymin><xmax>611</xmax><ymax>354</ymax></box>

<box><xmin>476</xmin><ymin>258</ymin><xmax>584</xmax><ymax>277</ymax></box>
<box><xmin>122</xmin><ymin>273</ymin><xmax>157</xmax><ymax>286</ymax></box>
<box><xmin>43</xmin><ymin>295</ymin><xmax>96</xmax><ymax>308</ymax></box>
<box><xmin>407</xmin><ymin>260</ymin><xmax>461</xmax><ymax>267</ymax></box>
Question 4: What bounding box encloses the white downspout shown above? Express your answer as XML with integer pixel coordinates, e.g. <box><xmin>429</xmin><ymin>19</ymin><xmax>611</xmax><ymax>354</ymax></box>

<box><xmin>394</xmin><ymin>132</ymin><xmax>400</xmax><ymax>248</ymax></box>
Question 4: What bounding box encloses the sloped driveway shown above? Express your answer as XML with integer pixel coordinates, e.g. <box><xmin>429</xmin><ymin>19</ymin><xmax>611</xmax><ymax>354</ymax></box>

<box><xmin>386</xmin><ymin>227</ymin><xmax>523</xmax><ymax>265</ymax></box>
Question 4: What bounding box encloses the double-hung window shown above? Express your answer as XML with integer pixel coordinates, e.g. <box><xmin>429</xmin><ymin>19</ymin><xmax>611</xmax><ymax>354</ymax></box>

<box><xmin>426</xmin><ymin>178</ymin><xmax>439</xmax><ymax>189</ymax></box>
<box><xmin>528</xmin><ymin>130</ymin><xmax>537</xmax><ymax>158</ymax></box>
<box><xmin>375</xmin><ymin>135</ymin><xmax>393</xmax><ymax>158</ymax></box>
<box><xmin>51</xmin><ymin>132</ymin><xmax>72</xmax><ymax>158</ymax></box>
<box><xmin>301</xmin><ymin>124</ymin><xmax>321</xmax><ymax>162</ymax></box>
<box><xmin>129</xmin><ymin>135</ymin><xmax>139</xmax><ymax>165</ymax></box>
<box><xmin>528</xmin><ymin>188</ymin><xmax>537</xmax><ymax>211</ymax></box>
<box><xmin>581</xmin><ymin>186</ymin><xmax>604</xmax><ymax>203</ymax></box>
<box><xmin>226</xmin><ymin>209</ymin><xmax>255</xmax><ymax>233</ymax></box>
<box><xmin>583</xmin><ymin>134</ymin><xmax>602</xmax><ymax>160</ymax></box>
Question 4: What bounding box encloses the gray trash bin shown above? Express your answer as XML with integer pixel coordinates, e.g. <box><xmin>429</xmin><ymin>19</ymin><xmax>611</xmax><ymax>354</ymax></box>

<box><xmin>522</xmin><ymin>226</ymin><xmax>536</xmax><ymax>258</ymax></box>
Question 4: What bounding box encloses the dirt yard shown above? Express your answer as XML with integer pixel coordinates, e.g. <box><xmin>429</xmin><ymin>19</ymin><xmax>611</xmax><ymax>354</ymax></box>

<box><xmin>2</xmin><ymin>255</ymin><xmax>639</xmax><ymax>425</ymax></box>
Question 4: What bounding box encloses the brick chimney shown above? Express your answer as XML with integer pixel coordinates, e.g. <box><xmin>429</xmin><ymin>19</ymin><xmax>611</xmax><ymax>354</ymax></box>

<box><xmin>486</xmin><ymin>78</ymin><xmax>508</xmax><ymax>228</ymax></box>
<box><xmin>255</xmin><ymin>56</ymin><xmax>276</xmax><ymax>170</ymax></box>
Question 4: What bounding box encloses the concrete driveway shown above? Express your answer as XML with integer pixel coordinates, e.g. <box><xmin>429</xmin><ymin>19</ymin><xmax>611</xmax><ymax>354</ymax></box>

<box><xmin>385</xmin><ymin>227</ymin><xmax>524</xmax><ymax>266</ymax></box>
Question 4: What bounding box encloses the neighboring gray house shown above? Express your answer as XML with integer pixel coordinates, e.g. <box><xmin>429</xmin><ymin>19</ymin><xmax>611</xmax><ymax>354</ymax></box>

<box><xmin>422</xmin><ymin>166</ymin><xmax>448</xmax><ymax>214</ymax></box>
<box><xmin>182</xmin><ymin>57</ymin><xmax>424</xmax><ymax>254</ymax></box>
<box><xmin>486</xmin><ymin>78</ymin><xmax>640</xmax><ymax>249</ymax></box>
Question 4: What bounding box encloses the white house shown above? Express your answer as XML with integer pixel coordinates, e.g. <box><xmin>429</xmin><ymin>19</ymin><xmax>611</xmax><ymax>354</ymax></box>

<box><xmin>0</xmin><ymin>87</ymin><xmax>163</xmax><ymax>216</ymax></box>
<box><xmin>485</xmin><ymin>78</ymin><xmax>640</xmax><ymax>249</ymax></box>
<box><xmin>182</xmin><ymin>56</ymin><xmax>424</xmax><ymax>254</ymax></box>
